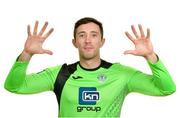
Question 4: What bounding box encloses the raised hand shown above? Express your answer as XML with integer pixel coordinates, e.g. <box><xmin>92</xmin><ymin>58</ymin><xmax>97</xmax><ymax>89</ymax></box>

<box><xmin>124</xmin><ymin>24</ymin><xmax>157</xmax><ymax>63</ymax></box>
<box><xmin>24</xmin><ymin>21</ymin><xmax>54</xmax><ymax>55</ymax></box>
<box><xmin>18</xmin><ymin>21</ymin><xmax>54</xmax><ymax>61</ymax></box>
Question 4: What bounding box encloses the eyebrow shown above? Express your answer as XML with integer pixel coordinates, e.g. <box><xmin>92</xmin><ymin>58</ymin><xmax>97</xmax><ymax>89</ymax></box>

<box><xmin>77</xmin><ymin>31</ymin><xmax>98</xmax><ymax>35</ymax></box>
<box><xmin>91</xmin><ymin>31</ymin><xmax>98</xmax><ymax>34</ymax></box>
<box><xmin>77</xmin><ymin>31</ymin><xmax>86</xmax><ymax>35</ymax></box>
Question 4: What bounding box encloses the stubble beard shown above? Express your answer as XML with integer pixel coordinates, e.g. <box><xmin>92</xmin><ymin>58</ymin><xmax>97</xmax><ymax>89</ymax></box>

<box><xmin>80</xmin><ymin>50</ymin><xmax>100</xmax><ymax>61</ymax></box>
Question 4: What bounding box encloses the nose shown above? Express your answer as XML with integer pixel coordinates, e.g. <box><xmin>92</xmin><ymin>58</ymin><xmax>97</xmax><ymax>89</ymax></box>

<box><xmin>85</xmin><ymin>36</ymin><xmax>91</xmax><ymax>43</ymax></box>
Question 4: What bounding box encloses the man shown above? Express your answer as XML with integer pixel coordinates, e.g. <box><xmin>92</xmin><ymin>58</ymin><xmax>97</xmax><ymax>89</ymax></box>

<box><xmin>4</xmin><ymin>17</ymin><xmax>176</xmax><ymax>117</ymax></box>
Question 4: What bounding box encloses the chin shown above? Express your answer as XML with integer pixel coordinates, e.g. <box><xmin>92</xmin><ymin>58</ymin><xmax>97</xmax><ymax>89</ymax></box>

<box><xmin>82</xmin><ymin>54</ymin><xmax>96</xmax><ymax>60</ymax></box>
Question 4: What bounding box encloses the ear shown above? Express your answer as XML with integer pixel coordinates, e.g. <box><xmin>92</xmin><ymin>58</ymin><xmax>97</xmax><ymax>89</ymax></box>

<box><xmin>72</xmin><ymin>39</ymin><xmax>78</xmax><ymax>48</ymax></box>
<box><xmin>100</xmin><ymin>38</ymin><xmax>105</xmax><ymax>48</ymax></box>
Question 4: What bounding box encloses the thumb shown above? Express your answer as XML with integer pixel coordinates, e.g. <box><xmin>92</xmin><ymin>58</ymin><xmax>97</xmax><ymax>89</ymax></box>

<box><xmin>42</xmin><ymin>49</ymin><xmax>53</xmax><ymax>55</ymax></box>
<box><xmin>124</xmin><ymin>50</ymin><xmax>137</xmax><ymax>55</ymax></box>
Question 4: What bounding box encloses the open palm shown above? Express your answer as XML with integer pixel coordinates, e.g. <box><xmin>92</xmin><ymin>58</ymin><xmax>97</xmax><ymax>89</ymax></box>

<box><xmin>124</xmin><ymin>24</ymin><xmax>154</xmax><ymax>57</ymax></box>
<box><xmin>24</xmin><ymin>21</ymin><xmax>54</xmax><ymax>55</ymax></box>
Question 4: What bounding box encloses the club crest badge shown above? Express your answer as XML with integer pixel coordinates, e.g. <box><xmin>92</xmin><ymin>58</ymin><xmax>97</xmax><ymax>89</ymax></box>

<box><xmin>97</xmin><ymin>74</ymin><xmax>107</xmax><ymax>82</ymax></box>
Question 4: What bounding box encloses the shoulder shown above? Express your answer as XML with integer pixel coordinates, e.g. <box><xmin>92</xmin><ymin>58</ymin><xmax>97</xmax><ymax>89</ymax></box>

<box><xmin>46</xmin><ymin>65</ymin><xmax>62</xmax><ymax>71</ymax></box>
<box><xmin>111</xmin><ymin>62</ymin><xmax>137</xmax><ymax>74</ymax></box>
<box><xmin>44</xmin><ymin>65</ymin><xmax>62</xmax><ymax>77</ymax></box>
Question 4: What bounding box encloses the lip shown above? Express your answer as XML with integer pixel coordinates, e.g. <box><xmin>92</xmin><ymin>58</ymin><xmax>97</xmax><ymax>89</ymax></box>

<box><xmin>83</xmin><ymin>46</ymin><xmax>93</xmax><ymax>51</ymax></box>
<box><xmin>84</xmin><ymin>47</ymin><xmax>93</xmax><ymax>49</ymax></box>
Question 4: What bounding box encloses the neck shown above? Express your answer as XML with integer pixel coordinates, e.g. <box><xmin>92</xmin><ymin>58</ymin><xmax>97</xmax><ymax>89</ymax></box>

<box><xmin>79</xmin><ymin>57</ymin><xmax>101</xmax><ymax>69</ymax></box>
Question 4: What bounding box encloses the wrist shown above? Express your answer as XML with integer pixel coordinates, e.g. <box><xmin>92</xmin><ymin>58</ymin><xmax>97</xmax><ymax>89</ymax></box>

<box><xmin>144</xmin><ymin>52</ymin><xmax>158</xmax><ymax>64</ymax></box>
<box><xmin>18</xmin><ymin>50</ymin><xmax>33</xmax><ymax>61</ymax></box>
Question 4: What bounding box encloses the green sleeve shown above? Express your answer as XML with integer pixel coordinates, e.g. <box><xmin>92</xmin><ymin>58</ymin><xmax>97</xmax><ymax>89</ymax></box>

<box><xmin>4</xmin><ymin>61</ymin><xmax>61</xmax><ymax>94</ymax></box>
<box><xmin>127</xmin><ymin>59</ymin><xmax>176</xmax><ymax>96</ymax></box>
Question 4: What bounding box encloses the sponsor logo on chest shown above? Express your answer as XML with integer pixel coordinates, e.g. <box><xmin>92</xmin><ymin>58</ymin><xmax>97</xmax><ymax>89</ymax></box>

<box><xmin>77</xmin><ymin>87</ymin><xmax>101</xmax><ymax>112</ymax></box>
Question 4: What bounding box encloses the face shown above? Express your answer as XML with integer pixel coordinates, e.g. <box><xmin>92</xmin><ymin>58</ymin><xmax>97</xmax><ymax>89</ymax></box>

<box><xmin>73</xmin><ymin>22</ymin><xmax>105</xmax><ymax>60</ymax></box>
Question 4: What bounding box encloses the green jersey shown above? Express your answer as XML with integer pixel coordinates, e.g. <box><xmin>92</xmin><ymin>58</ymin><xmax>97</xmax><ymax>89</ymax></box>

<box><xmin>4</xmin><ymin>59</ymin><xmax>176</xmax><ymax>117</ymax></box>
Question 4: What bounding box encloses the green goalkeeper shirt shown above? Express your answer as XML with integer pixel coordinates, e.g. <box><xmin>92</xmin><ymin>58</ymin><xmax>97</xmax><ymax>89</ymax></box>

<box><xmin>4</xmin><ymin>59</ymin><xmax>176</xmax><ymax>117</ymax></box>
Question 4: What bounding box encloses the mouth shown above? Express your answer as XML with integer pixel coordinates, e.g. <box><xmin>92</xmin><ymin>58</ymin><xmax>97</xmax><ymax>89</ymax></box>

<box><xmin>84</xmin><ymin>47</ymin><xmax>93</xmax><ymax>49</ymax></box>
<box><xmin>83</xmin><ymin>46</ymin><xmax>94</xmax><ymax>51</ymax></box>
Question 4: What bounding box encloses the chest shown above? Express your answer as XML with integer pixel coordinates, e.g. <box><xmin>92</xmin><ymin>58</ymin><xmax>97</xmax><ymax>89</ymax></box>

<box><xmin>61</xmin><ymin>71</ymin><xmax>129</xmax><ymax>106</ymax></box>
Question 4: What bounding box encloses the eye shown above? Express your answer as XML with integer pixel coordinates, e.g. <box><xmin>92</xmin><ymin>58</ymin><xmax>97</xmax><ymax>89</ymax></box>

<box><xmin>79</xmin><ymin>34</ymin><xmax>85</xmax><ymax>38</ymax></box>
<box><xmin>92</xmin><ymin>34</ymin><xmax>97</xmax><ymax>37</ymax></box>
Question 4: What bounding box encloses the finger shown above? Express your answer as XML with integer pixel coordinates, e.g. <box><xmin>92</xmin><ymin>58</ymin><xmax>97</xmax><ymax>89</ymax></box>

<box><xmin>27</xmin><ymin>25</ymin><xmax>31</xmax><ymax>36</ymax></box>
<box><xmin>138</xmin><ymin>24</ymin><xmax>145</xmax><ymax>38</ymax></box>
<box><xmin>33</xmin><ymin>21</ymin><xmax>39</xmax><ymax>35</ymax></box>
<box><xmin>124</xmin><ymin>50</ymin><xmax>137</xmax><ymax>55</ymax></box>
<box><xmin>131</xmin><ymin>25</ymin><xmax>139</xmax><ymax>38</ymax></box>
<box><xmin>42</xmin><ymin>49</ymin><xmax>53</xmax><ymax>55</ymax></box>
<box><xmin>146</xmin><ymin>28</ymin><xmax>150</xmax><ymax>39</ymax></box>
<box><xmin>43</xmin><ymin>28</ymin><xmax>54</xmax><ymax>39</ymax></box>
<box><xmin>38</xmin><ymin>22</ymin><xmax>48</xmax><ymax>36</ymax></box>
<box><xmin>125</xmin><ymin>31</ymin><xmax>135</xmax><ymax>43</ymax></box>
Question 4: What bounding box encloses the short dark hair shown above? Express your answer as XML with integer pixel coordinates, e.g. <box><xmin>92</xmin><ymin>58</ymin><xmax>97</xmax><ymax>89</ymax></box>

<box><xmin>73</xmin><ymin>17</ymin><xmax>103</xmax><ymax>39</ymax></box>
